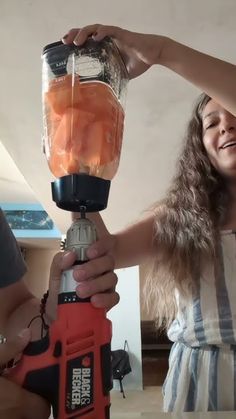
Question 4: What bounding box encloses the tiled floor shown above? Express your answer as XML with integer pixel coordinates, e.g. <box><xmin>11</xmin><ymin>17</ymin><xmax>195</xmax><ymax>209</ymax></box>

<box><xmin>111</xmin><ymin>386</ymin><xmax>163</xmax><ymax>415</ymax></box>
<box><xmin>48</xmin><ymin>387</ymin><xmax>162</xmax><ymax>418</ymax></box>
<box><xmin>110</xmin><ymin>349</ymin><xmax>167</xmax><ymax>415</ymax></box>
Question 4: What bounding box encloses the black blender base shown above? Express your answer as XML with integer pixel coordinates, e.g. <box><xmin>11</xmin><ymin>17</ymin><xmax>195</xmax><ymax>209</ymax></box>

<box><xmin>52</xmin><ymin>174</ymin><xmax>110</xmax><ymax>212</ymax></box>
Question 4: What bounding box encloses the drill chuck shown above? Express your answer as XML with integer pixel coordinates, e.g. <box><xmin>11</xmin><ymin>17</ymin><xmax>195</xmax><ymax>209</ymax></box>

<box><xmin>59</xmin><ymin>216</ymin><xmax>97</xmax><ymax>296</ymax></box>
<box><xmin>65</xmin><ymin>218</ymin><xmax>97</xmax><ymax>261</ymax></box>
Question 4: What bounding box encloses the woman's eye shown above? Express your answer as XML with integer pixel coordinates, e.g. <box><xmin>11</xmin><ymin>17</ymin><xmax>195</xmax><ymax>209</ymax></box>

<box><xmin>206</xmin><ymin>121</ymin><xmax>217</xmax><ymax>129</ymax></box>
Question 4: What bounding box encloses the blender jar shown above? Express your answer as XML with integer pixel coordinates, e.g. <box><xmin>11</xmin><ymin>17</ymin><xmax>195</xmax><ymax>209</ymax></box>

<box><xmin>42</xmin><ymin>38</ymin><xmax>128</xmax><ymax>181</ymax></box>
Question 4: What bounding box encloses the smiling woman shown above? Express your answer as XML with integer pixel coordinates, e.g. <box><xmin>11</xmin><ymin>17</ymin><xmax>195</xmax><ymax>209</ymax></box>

<box><xmin>202</xmin><ymin>99</ymin><xmax>236</xmax><ymax>179</ymax></box>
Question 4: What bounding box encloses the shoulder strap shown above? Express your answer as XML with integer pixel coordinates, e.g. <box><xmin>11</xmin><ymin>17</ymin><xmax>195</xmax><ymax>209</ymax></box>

<box><xmin>124</xmin><ymin>340</ymin><xmax>128</xmax><ymax>351</ymax></box>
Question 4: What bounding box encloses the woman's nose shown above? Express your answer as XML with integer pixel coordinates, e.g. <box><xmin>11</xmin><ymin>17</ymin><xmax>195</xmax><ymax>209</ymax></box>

<box><xmin>220</xmin><ymin>115</ymin><xmax>236</xmax><ymax>135</ymax></box>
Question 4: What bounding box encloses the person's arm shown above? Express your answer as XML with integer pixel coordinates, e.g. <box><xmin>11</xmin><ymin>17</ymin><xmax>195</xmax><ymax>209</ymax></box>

<box><xmin>0</xmin><ymin>277</ymin><xmax>52</xmax><ymax>419</ymax></box>
<box><xmin>5</xmin><ymin>250</ymin><xmax>77</xmax><ymax>339</ymax></box>
<box><xmin>0</xmin><ymin>281</ymin><xmax>42</xmax><ymax>344</ymax></box>
<box><xmin>0</xmin><ymin>329</ymin><xmax>50</xmax><ymax>419</ymax></box>
<box><xmin>0</xmin><ymin>207</ymin><xmax>41</xmax><ymax>339</ymax></box>
<box><xmin>73</xmin><ymin>211</ymin><xmax>156</xmax><ymax>269</ymax></box>
<box><xmin>113</xmin><ymin>214</ymin><xmax>156</xmax><ymax>268</ymax></box>
<box><xmin>159</xmin><ymin>38</ymin><xmax>236</xmax><ymax>117</ymax></box>
<box><xmin>63</xmin><ymin>25</ymin><xmax>236</xmax><ymax>116</ymax></box>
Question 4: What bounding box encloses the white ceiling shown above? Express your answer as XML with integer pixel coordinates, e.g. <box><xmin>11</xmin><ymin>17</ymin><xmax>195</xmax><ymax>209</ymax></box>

<box><xmin>1</xmin><ymin>0</ymin><xmax>236</xmax><ymax>239</ymax></box>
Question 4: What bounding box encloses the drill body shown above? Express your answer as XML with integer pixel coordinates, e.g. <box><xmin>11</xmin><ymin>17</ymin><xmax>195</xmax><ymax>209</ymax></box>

<box><xmin>9</xmin><ymin>214</ymin><xmax>112</xmax><ymax>418</ymax></box>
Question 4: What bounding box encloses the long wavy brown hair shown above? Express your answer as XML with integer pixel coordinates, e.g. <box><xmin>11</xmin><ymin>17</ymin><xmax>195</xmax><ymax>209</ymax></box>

<box><xmin>144</xmin><ymin>93</ymin><xmax>229</xmax><ymax>329</ymax></box>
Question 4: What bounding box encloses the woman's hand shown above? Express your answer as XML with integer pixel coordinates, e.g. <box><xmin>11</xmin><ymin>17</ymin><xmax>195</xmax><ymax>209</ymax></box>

<box><xmin>73</xmin><ymin>233</ymin><xmax>120</xmax><ymax>311</ymax></box>
<box><xmin>62</xmin><ymin>24</ymin><xmax>167</xmax><ymax>79</ymax></box>
<box><xmin>46</xmin><ymin>236</ymin><xmax>119</xmax><ymax>322</ymax></box>
<box><xmin>63</xmin><ymin>23</ymin><xmax>236</xmax><ymax>116</ymax></box>
<box><xmin>0</xmin><ymin>330</ymin><xmax>50</xmax><ymax>419</ymax></box>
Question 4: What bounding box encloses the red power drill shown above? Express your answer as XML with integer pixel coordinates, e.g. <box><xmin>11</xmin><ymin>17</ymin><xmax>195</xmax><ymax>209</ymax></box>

<box><xmin>9</xmin><ymin>208</ymin><xmax>112</xmax><ymax>418</ymax></box>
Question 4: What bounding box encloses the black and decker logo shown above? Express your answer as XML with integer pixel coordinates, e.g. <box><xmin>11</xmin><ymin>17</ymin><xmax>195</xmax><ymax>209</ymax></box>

<box><xmin>67</xmin><ymin>352</ymin><xmax>94</xmax><ymax>412</ymax></box>
<box><xmin>71</xmin><ymin>367</ymin><xmax>91</xmax><ymax>407</ymax></box>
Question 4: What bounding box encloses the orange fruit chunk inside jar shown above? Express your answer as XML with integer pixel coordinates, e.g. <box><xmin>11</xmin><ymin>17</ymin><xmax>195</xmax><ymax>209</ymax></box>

<box><xmin>44</xmin><ymin>74</ymin><xmax>124</xmax><ymax>180</ymax></box>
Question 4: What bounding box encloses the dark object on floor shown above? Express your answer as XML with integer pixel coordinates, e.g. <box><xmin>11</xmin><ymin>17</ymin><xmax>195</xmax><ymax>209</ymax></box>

<box><xmin>111</xmin><ymin>340</ymin><xmax>132</xmax><ymax>398</ymax></box>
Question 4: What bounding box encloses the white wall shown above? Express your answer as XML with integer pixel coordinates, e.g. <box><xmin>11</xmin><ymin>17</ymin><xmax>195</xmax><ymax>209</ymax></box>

<box><xmin>108</xmin><ymin>266</ymin><xmax>143</xmax><ymax>391</ymax></box>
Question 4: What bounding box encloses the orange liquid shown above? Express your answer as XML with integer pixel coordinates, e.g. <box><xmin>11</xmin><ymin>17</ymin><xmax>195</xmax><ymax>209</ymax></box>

<box><xmin>44</xmin><ymin>75</ymin><xmax>124</xmax><ymax>179</ymax></box>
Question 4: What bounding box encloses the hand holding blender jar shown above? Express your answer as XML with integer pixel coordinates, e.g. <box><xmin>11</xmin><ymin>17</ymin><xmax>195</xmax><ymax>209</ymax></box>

<box><xmin>9</xmin><ymin>37</ymin><xmax>128</xmax><ymax>418</ymax></box>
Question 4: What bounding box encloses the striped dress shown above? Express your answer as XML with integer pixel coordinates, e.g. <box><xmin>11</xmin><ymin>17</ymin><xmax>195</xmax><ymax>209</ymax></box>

<box><xmin>163</xmin><ymin>231</ymin><xmax>236</xmax><ymax>412</ymax></box>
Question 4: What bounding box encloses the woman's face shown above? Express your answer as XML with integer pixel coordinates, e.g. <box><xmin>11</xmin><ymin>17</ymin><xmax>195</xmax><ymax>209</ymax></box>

<box><xmin>202</xmin><ymin>99</ymin><xmax>236</xmax><ymax>179</ymax></box>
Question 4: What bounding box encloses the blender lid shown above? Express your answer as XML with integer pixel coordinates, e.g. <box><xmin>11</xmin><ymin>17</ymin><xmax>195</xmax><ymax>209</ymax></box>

<box><xmin>43</xmin><ymin>40</ymin><xmax>65</xmax><ymax>54</ymax></box>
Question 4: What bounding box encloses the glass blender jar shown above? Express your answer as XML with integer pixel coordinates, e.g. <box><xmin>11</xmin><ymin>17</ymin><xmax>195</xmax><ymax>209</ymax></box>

<box><xmin>42</xmin><ymin>37</ymin><xmax>128</xmax><ymax>211</ymax></box>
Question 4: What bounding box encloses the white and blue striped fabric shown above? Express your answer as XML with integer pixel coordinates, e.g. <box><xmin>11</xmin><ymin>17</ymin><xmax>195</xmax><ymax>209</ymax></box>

<box><xmin>163</xmin><ymin>231</ymin><xmax>236</xmax><ymax>412</ymax></box>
